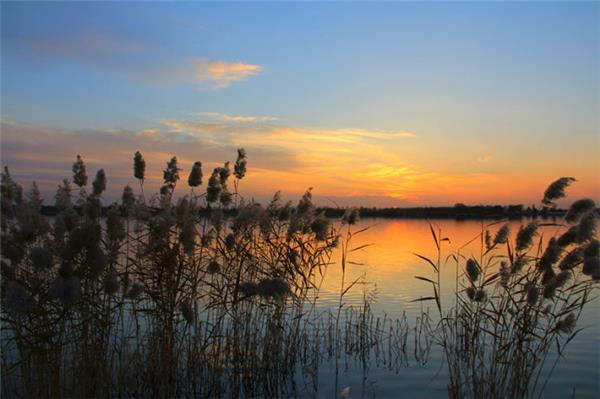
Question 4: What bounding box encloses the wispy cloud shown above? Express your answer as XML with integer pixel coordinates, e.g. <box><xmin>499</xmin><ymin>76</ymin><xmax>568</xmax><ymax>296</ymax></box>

<box><xmin>195</xmin><ymin>59</ymin><xmax>263</xmax><ymax>89</ymax></box>
<box><xmin>6</xmin><ymin>32</ymin><xmax>262</xmax><ymax>89</ymax></box>
<box><xmin>8</xmin><ymin>32</ymin><xmax>153</xmax><ymax>69</ymax></box>
<box><xmin>198</xmin><ymin>112</ymin><xmax>277</xmax><ymax>123</ymax></box>
<box><xmin>0</xmin><ymin>119</ymin><xmax>297</xmax><ymax>202</ymax></box>
<box><xmin>157</xmin><ymin>118</ymin><xmax>415</xmax><ymax>148</ymax></box>
<box><xmin>5</xmin><ymin>118</ymin><xmax>594</xmax><ymax>206</ymax></box>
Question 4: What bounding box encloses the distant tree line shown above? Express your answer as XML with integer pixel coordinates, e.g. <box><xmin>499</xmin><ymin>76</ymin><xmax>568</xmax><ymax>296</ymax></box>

<box><xmin>39</xmin><ymin>203</ymin><xmax>599</xmax><ymax>220</ymax></box>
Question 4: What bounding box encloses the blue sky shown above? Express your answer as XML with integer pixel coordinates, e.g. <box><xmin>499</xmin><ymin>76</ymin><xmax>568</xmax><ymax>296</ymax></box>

<box><xmin>1</xmin><ymin>2</ymin><xmax>599</xmax><ymax>205</ymax></box>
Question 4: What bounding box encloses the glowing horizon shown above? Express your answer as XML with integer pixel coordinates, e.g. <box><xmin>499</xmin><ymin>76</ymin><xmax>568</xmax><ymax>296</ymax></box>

<box><xmin>1</xmin><ymin>2</ymin><xmax>599</xmax><ymax>207</ymax></box>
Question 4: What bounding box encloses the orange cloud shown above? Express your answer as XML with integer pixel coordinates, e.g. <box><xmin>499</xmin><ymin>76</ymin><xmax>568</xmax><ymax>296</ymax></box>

<box><xmin>196</xmin><ymin>59</ymin><xmax>263</xmax><ymax>89</ymax></box>
<box><xmin>3</xmin><ymin>118</ymin><xmax>598</xmax><ymax>207</ymax></box>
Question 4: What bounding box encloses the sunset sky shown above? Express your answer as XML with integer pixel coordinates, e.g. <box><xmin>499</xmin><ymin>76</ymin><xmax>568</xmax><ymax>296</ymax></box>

<box><xmin>2</xmin><ymin>2</ymin><xmax>599</xmax><ymax>207</ymax></box>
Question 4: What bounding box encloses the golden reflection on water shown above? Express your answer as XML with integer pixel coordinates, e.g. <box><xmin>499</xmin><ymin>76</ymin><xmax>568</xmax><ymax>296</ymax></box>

<box><xmin>317</xmin><ymin>218</ymin><xmax>569</xmax><ymax>317</ymax></box>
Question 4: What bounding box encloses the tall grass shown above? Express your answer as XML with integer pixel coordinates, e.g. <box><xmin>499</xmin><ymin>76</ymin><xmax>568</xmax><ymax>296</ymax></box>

<box><xmin>1</xmin><ymin>151</ymin><xmax>418</xmax><ymax>398</ymax></box>
<box><xmin>2</xmin><ymin>153</ymin><xmax>597</xmax><ymax>398</ymax></box>
<box><xmin>413</xmin><ymin>178</ymin><xmax>599</xmax><ymax>398</ymax></box>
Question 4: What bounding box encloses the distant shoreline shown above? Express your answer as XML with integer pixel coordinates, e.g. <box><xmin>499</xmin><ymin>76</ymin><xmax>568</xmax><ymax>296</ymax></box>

<box><xmin>40</xmin><ymin>204</ymin><xmax>599</xmax><ymax>220</ymax></box>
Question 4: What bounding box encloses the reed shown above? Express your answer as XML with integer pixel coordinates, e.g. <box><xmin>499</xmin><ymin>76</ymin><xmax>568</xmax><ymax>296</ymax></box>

<box><xmin>1</xmin><ymin>152</ymin><xmax>418</xmax><ymax>398</ymax></box>
<box><xmin>413</xmin><ymin>178</ymin><xmax>599</xmax><ymax>398</ymax></box>
<box><xmin>3</xmin><ymin>152</ymin><xmax>596</xmax><ymax>398</ymax></box>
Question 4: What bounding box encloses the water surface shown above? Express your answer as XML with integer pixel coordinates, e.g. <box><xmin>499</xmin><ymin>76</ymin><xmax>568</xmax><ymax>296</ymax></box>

<box><xmin>314</xmin><ymin>218</ymin><xmax>599</xmax><ymax>398</ymax></box>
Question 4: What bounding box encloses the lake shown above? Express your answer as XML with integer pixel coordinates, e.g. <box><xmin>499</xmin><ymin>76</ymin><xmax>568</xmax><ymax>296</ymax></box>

<box><xmin>2</xmin><ymin>215</ymin><xmax>598</xmax><ymax>398</ymax></box>
<box><xmin>311</xmin><ymin>217</ymin><xmax>600</xmax><ymax>398</ymax></box>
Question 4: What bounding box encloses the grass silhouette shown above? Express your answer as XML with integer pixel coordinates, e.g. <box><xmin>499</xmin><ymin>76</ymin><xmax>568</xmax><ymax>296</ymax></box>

<box><xmin>1</xmin><ymin>153</ymin><xmax>598</xmax><ymax>398</ymax></box>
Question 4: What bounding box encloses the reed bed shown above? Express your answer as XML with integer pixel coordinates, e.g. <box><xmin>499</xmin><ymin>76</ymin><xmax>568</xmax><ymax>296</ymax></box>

<box><xmin>413</xmin><ymin>178</ymin><xmax>599</xmax><ymax>398</ymax></box>
<box><xmin>2</xmin><ymin>153</ymin><xmax>597</xmax><ymax>398</ymax></box>
<box><xmin>1</xmin><ymin>151</ymin><xmax>425</xmax><ymax>398</ymax></box>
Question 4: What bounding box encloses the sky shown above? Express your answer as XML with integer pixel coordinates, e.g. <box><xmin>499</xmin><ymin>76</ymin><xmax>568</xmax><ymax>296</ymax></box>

<box><xmin>1</xmin><ymin>1</ymin><xmax>599</xmax><ymax>207</ymax></box>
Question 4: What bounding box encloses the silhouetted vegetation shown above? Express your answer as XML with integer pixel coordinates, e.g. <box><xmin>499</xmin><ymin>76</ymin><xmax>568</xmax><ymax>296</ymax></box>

<box><xmin>413</xmin><ymin>177</ymin><xmax>599</xmax><ymax>398</ymax></box>
<box><xmin>1</xmin><ymin>152</ymin><xmax>424</xmax><ymax>398</ymax></box>
<box><xmin>1</xmin><ymin>153</ymin><xmax>598</xmax><ymax>398</ymax></box>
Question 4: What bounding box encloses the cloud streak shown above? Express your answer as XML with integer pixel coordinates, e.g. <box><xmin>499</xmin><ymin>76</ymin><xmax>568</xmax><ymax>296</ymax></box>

<box><xmin>198</xmin><ymin>112</ymin><xmax>277</xmax><ymax>123</ymax></box>
<box><xmin>4</xmin><ymin>118</ymin><xmax>596</xmax><ymax>207</ymax></box>
<box><xmin>5</xmin><ymin>32</ymin><xmax>262</xmax><ymax>89</ymax></box>
<box><xmin>195</xmin><ymin>59</ymin><xmax>263</xmax><ymax>89</ymax></box>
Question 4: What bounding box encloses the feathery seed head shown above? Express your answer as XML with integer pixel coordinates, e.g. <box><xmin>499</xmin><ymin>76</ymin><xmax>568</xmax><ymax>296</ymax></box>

<box><xmin>554</xmin><ymin>313</ymin><xmax>576</xmax><ymax>334</ymax></box>
<box><xmin>565</xmin><ymin>199</ymin><xmax>596</xmax><ymax>224</ymax></box>
<box><xmin>342</xmin><ymin>208</ymin><xmax>360</xmax><ymax>225</ymax></box>
<box><xmin>72</xmin><ymin>155</ymin><xmax>88</xmax><ymax>187</ymax></box>
<box><xmin>474</xmin><ymin>289</ymin><xmax>487</xmax><ymax>302</ymax></box>
<box><xmin>218</xmin><ymin>162</ymin><xmax>231</xmax><ymax>185</ymax></box>
<box><xmin>188</xmin><ymin>161</ymin><xmax>203</xmax><ymax>187</ymax></box>
<box><xmin>542</xmin><ymin>177</ymin><xmax>575</xmax><ymax>206</ymax></box>
<box><xmin>582</xmin><ymin>240</ymin><xmax>600</xmax><ymax>278</ymax></box>
<box><xmin>206</xmin><ymin>170</ymin><xmax>222</xmax><ymax>203</ymax></box>
<box><xmin>239</xmin><ymin>282</ymin><xmax>259</xmax><ymax>298</ymax></box>
<box><xmin>257</xmin><ymin>277</ymin><xmax>291</xmax><ymax>300</ymax></box>
<box><xmin>465</xmin><ymin>287</ymin><xmax>476</xmax><ymax>300</ymax></box>
<box><xmin>297</xmin><ymin>189</ymin><xmax>314</xmax><ymax>215</ymax></box>
<box><xmin>163</xmin><ymin>156</ymin><xmax>181</xmax><ymax>185</ymax></box>
<box><xmin>500</xmin><ymin>261</ymin><xmax>510</xmax><ymax>288</ymax></box>
<box><xmin>466</xmin><ymin>258</ymin><xmax>480</xmax><ymax>282</ymax></box>
<box><xmin>559</xmin><ymin>247</ymin><xmax>584</xmax><ymax>271</ymax></box>
<box><xmin>541</xmin><ymin>268</ymin><xmax>556</xmax><ymax>286</ymax></box>
<box><xmin>516</xmin><ymin>221</ymin><xmax>538</xmax><ymax>252</ymax></box>
<box><xmin>582</xmin><ymin>256</ymin><xmax>600</xmax><ymax>279</ymax></box>
<box><xmin>484</xmin><ymin>230</ymin><xmax>491</xmax><ymax>250</ymax></box>
<box><xmin>92</xmin><ymin>169</ymin><xmax>106</xmax><ymax>196</ymax></box>
<box><xmin>225</xmin><ymin>233</ymin><xmax>235</xmax><ymax>251</ymax></box>
<box><xmin>278</xmin><ymin>202</ymin><xmax>293</xmax><ymax>221</ymax></box>
<box><xmin>493</xmin><ymin>224</ymin><xmax>510</xmax><ymax>245</ymax></box>
<box><xmin>539</xmin><ymin>238</ymin><xmax>562</xmax><ymax>272</ymax></box>
<box><xmin>133</xmin><ymin>151</ymin><xmax>146</xmax><ymax>181</ymax></box>
<box><xmin>576</xmin><ymin>212</ymin><xmax>596</xmax><ymax>243</ymax></box>
<box><xmin>234</xmin><ymin>148</ymin><xmax>247</xmax><ymax>180</ymax></box>
<box><xmin>207</xmin><ymin>260</ymin><xmax>220</xmax><ymax>274</ymax></box>
<box><xmin>557</xmin><ymin>226</ymin><xmax>578</xmax><ymax>247</ymax></box>
<box><xmin>584</xmin><ymin>239</ymin><xmax>600</xmax><ymax>258</ymax></box>
<box><xmin>311</xmin><ymin>213</ymin><xmax>330</xmax><ymax>241</ymax></box>
<box><xmin>543</xmin><ymin>271</ymin><xmax>571</xmax><ymax>299</ymax></box>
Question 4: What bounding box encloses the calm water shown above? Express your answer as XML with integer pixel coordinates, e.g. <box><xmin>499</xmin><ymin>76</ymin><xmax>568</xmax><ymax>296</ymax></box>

<box><xmin>313</xmin><ymin>218</ymin><xmax>600</xmax><ymax>398</ymax></box>
<box><xmin>4</xmin><ymin>217</ymin><xmax>597</xmax><ymax>398</ymax></box>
